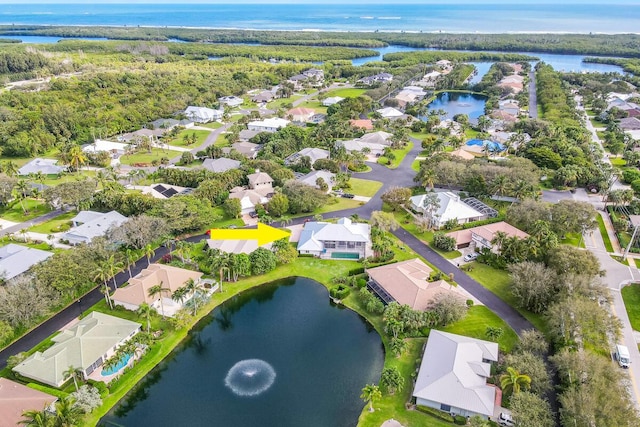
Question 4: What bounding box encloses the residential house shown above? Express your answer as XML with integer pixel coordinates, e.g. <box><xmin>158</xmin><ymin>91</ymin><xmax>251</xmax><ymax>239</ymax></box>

<box><xmin>112</xmin><ymin>264</ymin><xmax>205</xmax><ymax>317</ymax></box>
<box><xmin>498</xmin><ymin>100</ymin><xmax>520</xmax><ymax>116</ymax></box>
<box><xmin>248</xmin><ymin>171</ymin><xmax>274</xmax><ymax>191</ymax></box>
<box><xmin>184</xmin><ymin>106</ymin><xmax>223</xmax><ymax>123</ymax></box>
<box><xmin>303</xmin><ymin>68</ymin><xmax>325</xmax><ymax>82</ymax></box>
<box><xmin>310</xmin><ymin>113</ymin><xmax>327</xmax><ymax>124</ymax></box>
<box><xmin>490</xmin><ymin>110</ymin><xmax>518</xmax><ymax>124</ymax></box>
<box><xmin>229</xmin><ymin>187</ymin><xmax>270</xmax><ymax>215</ymax></box>
<box><xmin>223</xmin><ymin>141</ymin><xmax>262</xmax><ymax>159</ymax></box>
<box><xmin>417</xmin><ymin>70</ymin><xmax>442</xmax><ymax>88</ymax></box>
<box><xmin>619</xmin><ymin>117</ymin><xmax>640</xmax><ymax>130</ymax></box>
<box><xmin>337</xmin><ymin>139</ymin><xmax>387</xmax><ymax>157</ymax></box>
<box><xmin>376</xmin><ymin>107</ymin><xmax>404</xmax><ymax>119</ymax></box>
<box><xmin>150</xmin><ymin>118</ymin><xmax>179</xmax><ymax>130</ymax></box>
<box><xmin>0</xmin><ymin>378</ymin><xmax>57</xmax><ymax>427</ymax></box>
<box><xmin>413</xmin><ymin>330</ymin><xmax>499</xmax><ymax>419</ymax></box>
<box><xmin>497</xmin><ymin>75</ymin><xmax>524</xmax><ymax>93</ymax></box>
<box><xmin>357</xmin><ymin>72</ymin><xmax>393</xmax><ymax>86</ymax></box>
<box><xmin>247</xmin><ymin>118</ymin><xmax>290</xmax><ymax>133</ymax></box>
<box><xmin>350</xmin><ymin>119</ymin><xmax>374</xmax><ymax>130</ymax></box>
<box><xmin>286</xmin><ymin>107</ymin><xmax>316</xmax><ymax>123</ymax></box>
<box><xmin>358</xmin><ymin>131</ymin><xmax>393</xmax><ymax>146</ymax></box>
<box><xmin>62</xmin><ymin>210</ymin><xmax>128</xmax><ymax>245</ymax></box>
<box><xmin>409</xmin><ymin>192</ymin><xmax>486</xmax><ymax>229</ymax></box>
<box><xmin>446</xmin><ymin>221</ymin><xmax>529</xmax><ymax>250</ymax></box>
<box><xmin>436</xmin><ymin>59</ymin><xmax>453</xmax><ymax>71</ymax></box>
<box><xmin>219</xmin><ymin>96</ymin><xmax>244</xmax><ymax>107</ymax></box>
<box><xmin>297</xmin><ymin>170</ymin><xmax>335</xmax><ymax>192</ymax></box>
<box><xmin>18</xmin><ymin>158</ymin><xmax>65</xmax><ymax>176</ymax></box>
<box><xmin>617</xmin><ymin>102</ymin><xmax>640</xmax><ymax>118</ymax></box>
<box><xmin>142</xmin><ymin>183</ymin><xmax>193</xmax><ymax>199</ymax></box>
<box><xmin>322</xmin><ymin>96</ymin><xmax>344</xmax><ymax>106</ymax></box>
<box><xmin>119</xmin><ymin>128</ymin><xmax>165</xmax><ymax>144</ymax></box>
<box><xmin>449</xmin><ymin>148</ymin><xmax>476</xmax><ymax>160</ymax></box>
<box><xmin>201</xmin><ymin>157</ymin><xmax>241</xmax><ymax>173</ymax></box>
<box><xmin>0</xmin><ymin>244</ymin><xmax>53</xmax><ymax>281</ymax></box>
<box><xmin>82</xmin><ymin>140</ymin><xmax>129</xmax><ymax>157</ymax></box>
<box><xmin>366</xmin><ymin>258</ymin><xmax>469</xmax><ymax>310</ymax></box>
<box><xmin>287</xmin><ymin>74</ymin><xmax>309</xmax><ymax>90</ymax></box>
<box><xmin>239</xmin><ymin>129</ymin><xmax>261</xmax><ymax>142</ymax></box>
<box><xmin>394</xmin><ymin>86</ymin><xmax>428</xmax><ymax>107</ymax></box>
<box><xmin>297</xmin><ymin>217</ymin><xmax>370</xmax><ymax>260</ymax></box>
<box><xmin>206</xmin><ymin>239</ymin><xmax>272</xmax><ymax>255</ymax></box>
<box><xmin>13</xmin><ymin>312</ymin><xmax>141</xmax><ymax>388</ymax></box>
<box><xmin>285</xmin><ymin>147</ymin><xmax>330</xmax><ymax>166</ymax></box>
<box><xmin>251</xmin><ymin>90</ymin><xmax>275</xmax><ymax>104</ymax></box>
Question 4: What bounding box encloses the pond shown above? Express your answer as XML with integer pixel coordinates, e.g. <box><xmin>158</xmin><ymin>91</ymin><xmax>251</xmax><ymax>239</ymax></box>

<box><xmin>99</xmin><ymin>277</ymin><xmax>384</xmax><ymax>427</ymax></box>
<box><xmin>0</xmin><ymin>35</ymin><xmax>108</xmax><ymax>43</ymax></box>
<box><xmin>426</xmin><ymin>91</ymin><xmax>488</xmax><ymax>123</ymax></box>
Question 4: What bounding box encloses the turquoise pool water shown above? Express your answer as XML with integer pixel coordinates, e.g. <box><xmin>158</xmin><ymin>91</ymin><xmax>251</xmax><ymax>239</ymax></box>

<box><xmin>330</xmin><ymin>252</ymin><xmax>360</xmax><ymax>259</ymax></box>
<box><xmin>101</xmin><ymin>353</ymin><xmax>132</xmax><ymax>376</ymax></box>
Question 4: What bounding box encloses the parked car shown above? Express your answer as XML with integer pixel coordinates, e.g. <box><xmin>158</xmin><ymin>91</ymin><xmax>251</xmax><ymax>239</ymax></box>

<box><xmin>341</xmin><ymin>193</ymin><xmax>355</xmax><ymax>199</ymax></box>
<box><xmin>498</xmin><ymin>412</ymin><xmax>515</xmax><ymax>427</ymax></box>
<box><xmin>249</xmin><ymin>212</ymin><xmax>258</xmax><ymax>218</ymax></box>
<box><xmin>463</xmin><ymin>252</ymin><xmax>478</xmax><ymax>262</ymax></box>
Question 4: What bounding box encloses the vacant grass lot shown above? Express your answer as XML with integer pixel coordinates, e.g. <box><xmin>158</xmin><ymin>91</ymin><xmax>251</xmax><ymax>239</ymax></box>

<box><xmin>348</xmin><ymin>178</ymin><xmax>383</xmax><ymax>197</ymax></box>
<box><xmin>167</xmin><ymin>129</ymin><xmax>211</xmax><ymax>147</ymax></box>
<box><xmin>324</xmin><ymin>88</ymin><xmax>366</xmax><ymax>98</ymax></box>
<box><xmin>0</xmin><ymin>198</ymin><xmax>51</xmax><ymax>222</ymax></box>
<box><xmin>119</xmin><ymin>149</ymin><xmax>181</xmax><ymax>166</ymax></box>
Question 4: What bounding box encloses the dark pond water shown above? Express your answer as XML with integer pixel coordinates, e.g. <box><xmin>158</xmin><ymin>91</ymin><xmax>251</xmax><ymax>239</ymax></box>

<box><xmin>99</xmin><ymin>277</ymin><xmax>384</xmax><ymax>427</ymax></box>
<box><xmin>426</xmin><ymin>91</ymin><xmax>488</xmax><ymax>123</ymax></box>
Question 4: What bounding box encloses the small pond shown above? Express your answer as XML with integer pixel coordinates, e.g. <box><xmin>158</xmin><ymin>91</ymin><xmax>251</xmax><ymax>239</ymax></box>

<box><xmin>0</xmin><ymin>35</ymin><xmax>108</xmax><ymax>43</ymax></box>
<box><xmin>99</xmin><ymin>277</ymin><xmax>384</xmax><ymax>427</ymax></box>
<box><xmin>425</xmin><ymin>91</ymin><xmax>488</xmax><ymax>123</ymax></box>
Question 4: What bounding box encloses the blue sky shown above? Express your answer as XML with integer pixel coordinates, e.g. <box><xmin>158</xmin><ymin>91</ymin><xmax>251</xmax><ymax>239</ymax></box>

<box><xmin>2</xmin><ymin>0</ymin><xmax>639</xmax><ymax>3</ymax></box>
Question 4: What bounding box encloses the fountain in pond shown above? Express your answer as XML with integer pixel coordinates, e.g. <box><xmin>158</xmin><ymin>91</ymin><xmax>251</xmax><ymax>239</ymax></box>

<box><xmin>224</xmin><ymin>359</ymin><xmax>276</xmax><ymax>397</ymax></box>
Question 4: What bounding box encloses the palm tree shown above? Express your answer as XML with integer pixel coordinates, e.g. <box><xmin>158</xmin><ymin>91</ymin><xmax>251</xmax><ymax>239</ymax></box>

<box><xmin>420</xmin><ymin>168</ymin><xmax>437</xmax><ymax>190</ymax></box>
<box><xmin>19</xmin><ymin>407</ymin><xmax>53</xmax><ymax>427</ymax></box>
<box><xmin>144</xmin><ymin>244</ymin><xmax>155</xmax><ymax>265</ymax></box>
<box><xmin>15</xmin><ymin>179</ymin><xmax>30</xmax><ymax>215</ymax></box>
<box><xmin>360</xmin><ymin>384</ymin><xmax>382</xmax><ymax>412</ymax></box>
<box><xmin>491</xmin><ymin>231</ymin><xmax>508</xmax><ymax>253</ymax></box>
<box><xmin>500</xmin><ymin>367</ymin><xmax>531</xmax><ymax>397</ymax></box>
<box><xmin>125</xmin><ymin>248</ymin><xmax>136</xmax><ymax>278</ymax></box>
<box><xmin>137</xmin><ymin>302</ymin><xmax>155</xmax><ymax>333</ymax></box>
<box><xmin>148</xmin><ymin>282</ymin><xmax>170</xmax><ymax>318</ymax></box>
<box><xmin>491</xmin><ymin>175</ymin><xmax>511</xmax><ymax>197</ymax></box>
<box><xmin>93</xmin><ymin>262</ymin><xmax>113</xmax><ymax>309</ymax></box>
<box><xmin>67</xmin><ymin>145</ymin><xmax>87</xmax><ymax>174</ymax></box>
<box><xmin>63</xmin><ymin>365</ymin><xmax>81</xmax><ymax>391</ymax></box>
<box><xmin>54</xmin><ymin>396</ymin><xmax>81</xmax><ymax>427</ymax></box>
<box><xmin>106</xmin><ymin>254</ymin><xmax>124</xmax><ymax>289</ymax></box>
<box><xmin>172</xmin><ymin>286</ymin><xmax>188</xmax><ymax>306</ymax></box>
<box><xmin>2</xmin><ymin>160</ymin><xmax>18</xmax><ymax>177</ymax></box>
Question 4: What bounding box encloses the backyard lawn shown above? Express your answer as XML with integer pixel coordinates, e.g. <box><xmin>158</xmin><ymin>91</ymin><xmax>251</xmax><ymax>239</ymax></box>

<box><xmin>119</xmin><ymin>148</ymin><xmax>181</xmax><ymax>166</ymax></box>
<box><xmin>209</xmin><ymin>207</ymin><xmax>244</xmax><ymax>229</ymax></box>
<box><xmin>389</xmin><ymin>209</ymin><xmax>462</xmax><ymax>260</ymax></box>
<box><xmin>200</xmin><ymin>122</ymin><xmax>223</xmax><ymax>130</ymax></box>
<box><xmin>266</xmin><ymin>95</ymin><xmax>302</xmax><ymax>110</ymax></box>
<box><xmin>28</xmin><ymin>211</ymin><xmax>76</xmax><ymax>234</ymax></box>
<box><xmin>167</xmin><ymin>129</ymin><xmax>211</xmax><ymax>147</ymax></box>
<box><xmin>622</xmin><ymin>283</ymin><xmax>640</xmax><ymax>331</ymax></box>
<box><xmin>40</xmin><ymin>170</ymin><xmax>97</xmax><ymax>186</ymax></box>
<box><xmin>348</xmin><ymin>178</ymin><xmax>383</xmax><ymax>197</ymax></box>
<box><xmin>0</xmin><ymin>198</ymin><xmax>51</xmax><ymax>222</ymax></box>
<box><xmin>324</xmin><ymin>88</ymin><xmax>367</xmax><ymax>98</ymax></box>
<box><xmin>442</xmin><ymin>305</ymin><xmax>519</xmax><ymax>352</ymax></box>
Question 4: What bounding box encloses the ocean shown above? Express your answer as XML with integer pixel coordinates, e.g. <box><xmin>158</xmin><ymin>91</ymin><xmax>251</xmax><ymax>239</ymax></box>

<box><xmin>0</xmin><ymin>3</ymin><xmax>638</xmax><ymax>34</ymax></box>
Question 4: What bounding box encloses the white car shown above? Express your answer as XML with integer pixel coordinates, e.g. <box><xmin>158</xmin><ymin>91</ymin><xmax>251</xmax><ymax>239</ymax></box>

<box><xmin>498</xmin><ymin>412</ymin><xmax>515</xmax><ymax>427</ymax></box>
<box><xmin>463</xmin><ymin>252</ymin><xmax>478</xmax><ymax>262</ymax></box>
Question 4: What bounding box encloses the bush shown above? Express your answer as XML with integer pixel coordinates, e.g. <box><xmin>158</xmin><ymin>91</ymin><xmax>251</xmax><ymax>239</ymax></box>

<box><xmin>356</xmin><ymin>278</ymin><xmax>367</xmax><ymax>289</ymax></box>
<box><xmin>466</xmin><ymin>299</ymin><xmax>474</xmax><ymax>307</ymax></box>
<box><xmin>416</xmin><ymin>405</ymin><xmax>455</xmax><ymax>423</ymax></box>
<box><xmin>623</xmin><ymin>168</ymin><xmax>640</xmax><ymax>184</ymax></box>
<box><xmin>433</xmin><ymin>232</ymin><xmax>457</xmax><ymax>252</ymax></box>
<box><xmin>349</xmin><ymin>267</ymin><xmax>365</xmax><ymax>276</ymax></box>
<box><xmin>454</xmin><ymin>415</ymin><xmax>467</xmax><ymax>425</ymax></box>
<box><xmin>632</xmin><ymin>179</ymin><xmax>640</xmax><ymax>195</ymax></box>
<box><xmin>461</xmin><ymin>216</ymin><xmax>504</xmax><ymax>229</ymax></box>
<box><xmin>330</xmin><ymin>284</ymin><xmax>351</xmax><ymax>300</ymax></box>
<box><xmin>87</xmin><ymin>379</ymin><xmax>109</xmax><ymax>397</ymax></box>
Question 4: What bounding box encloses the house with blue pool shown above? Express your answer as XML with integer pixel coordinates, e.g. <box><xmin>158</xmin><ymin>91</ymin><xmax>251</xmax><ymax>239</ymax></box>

<box><xmin>463</xmin><ymin>139</ymin><xmax>506</xmax><ymax>156</ymax></box>
<box><xmin>297</xmin><ymin>217</ymin><xmax>371</xmax><ymax>260</ymax></box>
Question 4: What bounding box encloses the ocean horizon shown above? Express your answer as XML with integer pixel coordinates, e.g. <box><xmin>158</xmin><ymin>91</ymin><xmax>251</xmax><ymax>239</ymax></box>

<box><xmin>0</xmin><ymin>3</ymin><xmax>639</xmax><ymax>34</ymax></box>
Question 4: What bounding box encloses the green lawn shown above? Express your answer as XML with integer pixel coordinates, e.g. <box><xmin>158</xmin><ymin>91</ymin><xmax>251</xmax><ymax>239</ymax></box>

<box><xmin>560</xmin><ymin>232</ymin><xmax>586</xmax><ymax>248</ymax></box>
<box><xmin>348</xmin><ymin>178</ymin><xmax>383</xmax><ymax>198</ymax></box>
<box><xmin>464</xmin><ymin>262</ymin><xmax>546</xmax><ymax>333</ymax></box>
<box><xmin>266</xmin><ymin>95</ymin><xmax>302</xmax><ymax>110</ymax></box>
<box><xmin>610</xmin><ymin>157</ymin><xmax>627</xmax><ymax>168</ymax></box>
<box><xmin>200</xmin><ymin>122</ymin><xmax>223</xmax><ymax>130</ymax></box>
<box><xmin>40</xmin><ymin>170</ymin><xmax>97</xmax><ymax>186</ymax></box>
<box><xmin>596</xmin><ymin>214</ymin><xmax>614</xmax><ymax>252</ymax></box>
<box><xmin>590</xmin><ymin>117</ymin><xmax>607</xmax><ymax>128</ymax></box>
<box><xmin>296</xmin><ymin>100</ymin><xmax>328</xmax><ymax>114</ymax></box>
<box><xmin>0</xmin><ymin>198</ymin><xmax>51</xmax><ymax>222</ymax></box>
<box><xmin>378</xmin><ymin>142</ymin><xmax>414</xmax><ymax>169</ymax></box>
<box><xmin>389</xmin><ymin>209</ymin><xmax>462</xmax><ymax>260</ymax></box>
<box><xmin>324</xmin><ymin>88</ymin><xmax>366</xmax><ymax>98</ymax></box>
<box><xmin>411</xmin><ymin>159</ymin><xmax>421</xmax><ymax>172</ymax></box>
<box><xmin>28</xmin><ymin>211</ymin><xmax>76</xmax><ymax>234</ymax></box>
<box><xmin>315</xmin><ymin>197</ymin><xmax>362</xmax><ymax>215</ymax></box>
<box><xmin>119</xmin><ymin>148</ymin><xmax>181</xmax><ymax>166</ymax></box>
<box><xmin>409</xmin><ymin>131</ymin><xmax>431</xmax><ymax>141</ymax></box>
<box><xmin>443</xmin><ymin>305</ymin><xmax>519</xmax><ymax>352</ymax></box>
<box><xmin>210</xmin><ymin>206</ymin><xmax>244</xmax><ymax>229</ymax></box>
<box><xmin>166</xmin><ymin>129</ymin><xmax>211</xmax><ymax>147</ymax></box>
<box><xmin>622</xmin><ymin>284</ymin><xmax>640</xmax><ymax>331</ymax></box>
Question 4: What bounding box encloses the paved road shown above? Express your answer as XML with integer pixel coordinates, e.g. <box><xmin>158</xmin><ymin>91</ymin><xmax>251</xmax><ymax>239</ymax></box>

<box><xmin>0</xmin><ymin>208</ymin><xmax>66</xmax><ymax>238</ymax></box>
<box><xmin>528</xmin><ymin>69</ymin><xmax>538</xmax><ymax>119</ymax></box>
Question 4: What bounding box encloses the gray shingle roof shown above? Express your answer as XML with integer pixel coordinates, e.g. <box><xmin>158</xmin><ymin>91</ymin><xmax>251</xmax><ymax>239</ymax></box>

<box><xmin>202</xmin><ymin>157</ymin><xmax>241</xmax><ymax>173</ymax></box>
<box><xmin>18</xmin><ymin>158</ymin><xmax>65</xmax><ymax>176</ymax></box>
<box><xmin>413</xmin><ymin>330</ymin><xmax>498</xmax><ymax>417</ymax></box>
<box><xmin>63</xmin><ymin>211</ymin><xmax>127</xmax><ymax>244</ymax></box>
<box><xmin>0</xmin><ymin>244</ymin><xmax>53</xmax><ymax>281</ymax></box>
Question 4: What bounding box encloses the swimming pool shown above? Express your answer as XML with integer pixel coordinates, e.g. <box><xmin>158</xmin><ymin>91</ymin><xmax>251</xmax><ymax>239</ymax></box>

<box><xmin>101</xmin><ymin>353</ymin><xmax>132</xmax><ymax>376</ymax></box>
